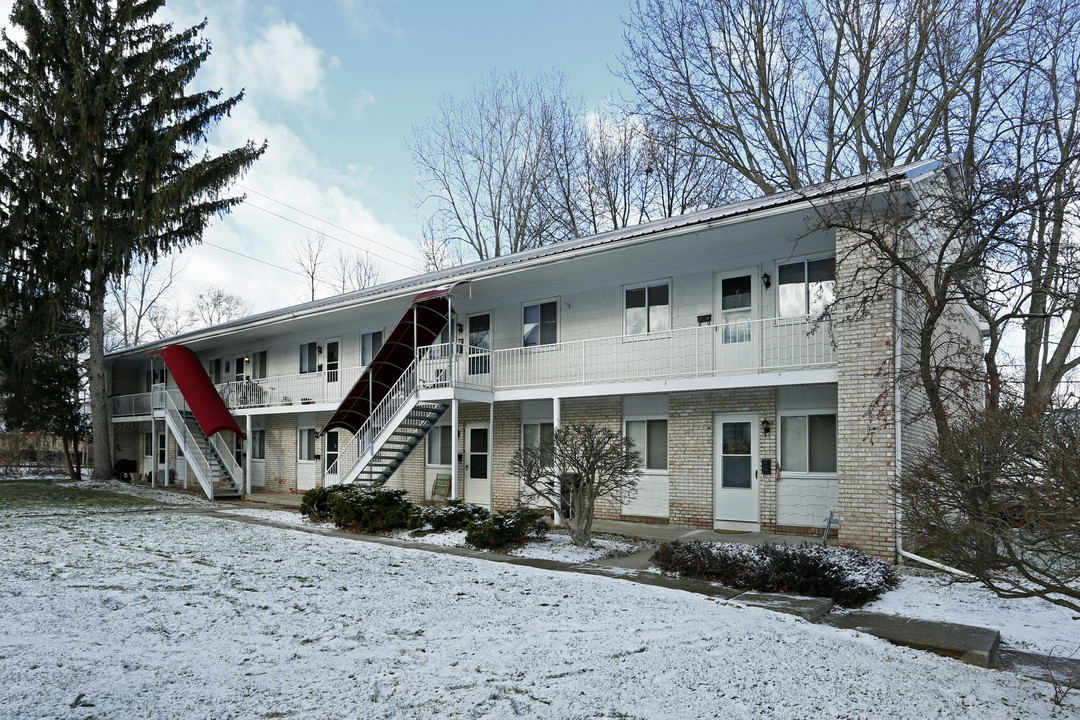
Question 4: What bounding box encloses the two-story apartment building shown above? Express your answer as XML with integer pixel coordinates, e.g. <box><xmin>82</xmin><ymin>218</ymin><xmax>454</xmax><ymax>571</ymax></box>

<box><xmin>105</xmin><ymin>158</ymin><xmax>969</xmax><ymax>560</ymax></box>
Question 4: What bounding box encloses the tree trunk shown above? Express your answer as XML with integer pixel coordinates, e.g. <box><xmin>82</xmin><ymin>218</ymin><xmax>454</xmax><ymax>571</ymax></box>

<box><xmin>88</xmin><ymin>265</ymin><xmax>113</xmax><ymax>479</ymax></box>
<box><xmin>62</xmin><ymin>435</ymin><xmax>75</xmax><ymax>480</ymax></box>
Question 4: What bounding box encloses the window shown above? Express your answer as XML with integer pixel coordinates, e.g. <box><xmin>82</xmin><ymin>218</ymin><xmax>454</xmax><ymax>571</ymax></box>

<box><xmin>523</xmin><ymin>301</ymin><xmax>557</xmax><ymax>346</ymax></box>
<box><xmin>250</xmin><ymin>429</ymin><xmax>265</xmax><ymax>460</ymax></box>
<box><xmin>144</xmin><ymin>433</ymin><xmax>153</xmax><ymax>457</ymax></box>
<box><xmin>427</xmin><ymin>425</ymin><xmax>453</xmax><ymax>465</ymax></box>
<box><xmin>234</xmin><ymin>434</ymin><xmax>244</xmax><ymax>465</ymax></box>
<box><xmin>298</xmin><ymin>428</ymin><xmax>317</xmax><ymax>461</ymax></box>
<box><xmin>780</xmin><ymin>414</ymin><xmax>837</xmax><ymax>473</ymax></box>
<box><xmin>208</xmin><ymin>358</ymin><xmax>222</xmax><ymax>384</ymax></box>
<box><xmin>361</xmin><ymin>331</ymin><xmax>383</xmax><ymax>366</ymax></box>
<box><xmin>251</xmin><ymin>351</ymin><xmax>268</xmax><ymax>380</ymax></box>
<box><xmin>523</xmin><ymin>422</ymin><xmax>555</xmax><ymax>466</ymax></box>
<box><xmin>625</xmin><ymin>283</ymin><xmax>670</xmax><ymax>335</ymax></box>
<box><xmin>299</xmin><ymin>342</ymin><xmax>318</xmax><ymax>374</ymax></box>
<box><xmin>778</xmin><ymin>258</ymin><xmax>835</xmax><ymax>317</ymax></box>
<box><xmin>158</xmin><ymin>433</ymin><xmax>166</xmax><ymax>464</ymax></box>
<box><xmin>626</xmin><ymin>419</ymin><xmax>668</xmax><ymax>470</ymax></box>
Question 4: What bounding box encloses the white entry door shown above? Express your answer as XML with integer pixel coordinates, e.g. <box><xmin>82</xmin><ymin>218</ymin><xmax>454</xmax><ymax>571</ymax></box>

<box><xmin>464</xmin><ymin>423</ymin><xmax>491</xmax><ymax>509</ymax></box>
<box><xmin>324</xmin><ymin>338</ymin><xmax>341</xmax><ymax>401</ymax></box>
<box><xmin>714</xmin><ymin>270</ymin><xmax>757</xmax><ymax>372</ymax></box>
<box><xmin>714</xmin><ymin>413</ymin><xmax>760</xmax><ymax>530</ymax></box>
<box><xmin>323</xmin><ymin>430</ymin><xmax>340</xmax><ymax>487</ymax></box>
<box><xmin>297</xmin><ymin>427</ymin><xmax>318</xmax><ymax>491</ymax></box>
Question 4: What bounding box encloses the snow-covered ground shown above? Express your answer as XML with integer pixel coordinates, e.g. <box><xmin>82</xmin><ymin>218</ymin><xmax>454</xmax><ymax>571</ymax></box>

<box><xmin>862</xmin><ymin>571</ymin><xmax>1080</xmax><ymax>657</ymax></box>
<box><xmin>0</xmin><ymin>501</ymin><xmax>1074</xmax><ymax>717</ymax></box>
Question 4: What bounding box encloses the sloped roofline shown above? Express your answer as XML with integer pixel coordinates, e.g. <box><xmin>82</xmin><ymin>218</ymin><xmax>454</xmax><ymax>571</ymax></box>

<box><xmin>108</xmin><ymin>156</ymin><xmax>952</xmax><ymax>359</ymax></box>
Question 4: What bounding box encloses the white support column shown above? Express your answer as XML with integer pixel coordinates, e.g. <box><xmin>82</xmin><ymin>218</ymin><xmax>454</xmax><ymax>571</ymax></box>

<box><xmin>553</xmin><ymin>397</ymin><xmax>562</xmax><ymax>526</ymax></box>
<box><xmin>163</xmin><ymin>422</ymin><xmax>170</xmax><ymax>487</ymax></box>
<box><xmin>488</xmin><ymin>401</ymin><xmax>495</xmax><ymax>510</ymax></box>
<box><xmin>150</xmin><ymin>416</ymin><xmax>156</xmax><ymax>487</ymax></box>
<box><xmin>245</xmin><ymin>414</ymin><xmax>252</xmax><ymax>496</ymax></box>
<box><xmin>450</xmin><ymin>398</ymin><xmax>460</xmax><ymax>500</ymax></box>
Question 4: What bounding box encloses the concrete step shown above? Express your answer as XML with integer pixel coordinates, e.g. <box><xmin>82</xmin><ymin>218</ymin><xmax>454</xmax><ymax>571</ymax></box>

<box><xmin>821</xmin><ymin>611</ymin><xmax>1000</xmax><ymax>667</ymax></box>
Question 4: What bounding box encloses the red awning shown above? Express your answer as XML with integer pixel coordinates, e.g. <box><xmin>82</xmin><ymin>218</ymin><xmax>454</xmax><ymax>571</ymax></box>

<box><xmin>321</xmin><ymin>291</ymin><xmax>452</xmax><ymax>436</ymax></box>
<box><xmin>150</xmin><ymin>344</ymin><xmax>246</xmax><ymax>439</ymax></box>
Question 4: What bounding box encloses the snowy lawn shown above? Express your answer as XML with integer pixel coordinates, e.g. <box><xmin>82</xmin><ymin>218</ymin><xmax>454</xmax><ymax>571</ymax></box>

<box><xmin>0</xmin><ymin>508</ymin><xmax>1073</xmax><ymax>718</ymax></box>
<box><xmin>863</xmin><ymin>570</ymin><xmax>1080</xmax><ymax>657</ymax></box>
<box><xmin>0</xmin><ymin>477</ymin><xmax>215</xmax><ymax>516</ymax></box>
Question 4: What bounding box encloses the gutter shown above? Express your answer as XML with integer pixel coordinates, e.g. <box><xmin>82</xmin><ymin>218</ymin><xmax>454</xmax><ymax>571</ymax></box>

<box><xmin>891</xmin><ymin>202</ymin><xmax>973</xmax><ymax>578</ymax></box>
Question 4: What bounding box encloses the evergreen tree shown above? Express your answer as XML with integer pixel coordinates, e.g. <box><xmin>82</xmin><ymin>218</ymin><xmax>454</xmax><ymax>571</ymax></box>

<box><xmin>0</xmin><ymin>0</ymin><xmax>265</xmax><ymax>478</ymax></box>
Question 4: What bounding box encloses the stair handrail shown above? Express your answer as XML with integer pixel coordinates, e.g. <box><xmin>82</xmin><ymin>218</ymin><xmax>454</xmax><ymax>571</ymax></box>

<box><xmin>325</xmin><ymin>359</ymin><xmax>418</xmax><ymax>484</ymax></box>
<box><xmin>158</xmin><ymin>390</ymin><xmax>215</xmax><ymax>499</ymax></box>
<box><xmin>207</xmin><ymin>431</ymin><xmax>244</xmax><ymax>495</ymax></box>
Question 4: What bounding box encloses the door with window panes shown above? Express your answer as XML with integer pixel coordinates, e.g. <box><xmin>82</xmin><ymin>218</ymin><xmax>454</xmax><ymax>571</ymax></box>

<box><xmin>714</xmin><ymin>270</ymin><xmax>756</xmax><ymax>371</ymax></box>
<box><xmin>713</xmin><ymin>414</ymin><xmax>760</xmax><ymax>529</ymax></box>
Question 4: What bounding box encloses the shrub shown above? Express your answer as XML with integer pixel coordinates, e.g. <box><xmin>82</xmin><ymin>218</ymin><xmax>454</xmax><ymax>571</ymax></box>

<box><xmin>413</xmin><ymin>500</ymin><xmax>490</xmax><ymax>532</ymax></box>
<box><xmin>299</xmin><ymin>486</ymin><xmax>341</xmax><ymax>521</ymax></box>
<box><xmin>465</xmin><ymin>507</ymin><xmax>549</xmax><ymax>551</ymax></box>
<box><xmin>651</xmin><ymin>541</ymin><xmax>899</xmax><ymax>607</ymax></box>
<box><xmin>303</xmin><ymin>485</ymin><xmax>417</xmax><ymax>533</ymax></box>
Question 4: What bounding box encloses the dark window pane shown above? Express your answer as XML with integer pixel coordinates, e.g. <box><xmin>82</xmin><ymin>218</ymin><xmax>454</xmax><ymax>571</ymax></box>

<box><xmin>540</xmin><ymin>301</ymin><xmax>557</xmax><ymax>344</ymax></box>
<box><xmin>808</xmin><ymin>414</ymin><xmax>837</xmax><ymax>473</ymax></box>
<box><xmin>722</xmin><ymin>276</ymin><xmax>752</xmax><ymax>310</ymax></box>
<box><xmin>722</xmin><ymin>456</ymin><xmax>752</xmax><ymax>488</ymax></box>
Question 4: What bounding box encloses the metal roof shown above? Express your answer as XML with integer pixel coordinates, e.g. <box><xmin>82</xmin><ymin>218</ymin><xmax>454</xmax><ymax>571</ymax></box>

<box><xmin>108</xmin><ymin>156</ymin><xmax>950</xmax><ymax>359</ymax></box>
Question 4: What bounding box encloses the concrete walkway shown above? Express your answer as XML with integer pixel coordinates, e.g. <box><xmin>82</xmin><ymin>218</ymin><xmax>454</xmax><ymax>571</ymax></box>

<box><xmin>228</xmin><ymin>492</ymin><xmax>1077</xmax><ymax>683</ymax></box>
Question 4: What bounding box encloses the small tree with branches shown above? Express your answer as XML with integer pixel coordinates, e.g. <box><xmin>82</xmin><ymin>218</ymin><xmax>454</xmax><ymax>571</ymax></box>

<box><xmin>508</xmin><ymin>422</ymin><xmax>642</xmax><ymax>547</ymax></box>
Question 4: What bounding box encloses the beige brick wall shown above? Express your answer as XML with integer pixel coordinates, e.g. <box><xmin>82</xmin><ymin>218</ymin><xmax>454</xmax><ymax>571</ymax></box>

<box><xmin>834</xmin><ymin>228</ymin><xmax>898</xmax><ymax>560</ymax></box>
<box><xmin>669</xmin><ymin>388</ymin><xmax>776</xmax><ymax>529</ymax></box>
<box><xmin>265</xmin><ymin>415</ymin><xmax>296</xmax><ymax>493</ymax></box>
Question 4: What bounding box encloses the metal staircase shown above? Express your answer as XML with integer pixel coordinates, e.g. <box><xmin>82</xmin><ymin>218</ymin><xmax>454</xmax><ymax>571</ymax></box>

<box><xmin>325</xmin><ymin>360</ymin><xmax>448</xmax><ymax>487</ymax></box>
<box><xmin>159</xmin><ymin>390</ymin><xmax>243</xmax><ymax>499</ymax></box>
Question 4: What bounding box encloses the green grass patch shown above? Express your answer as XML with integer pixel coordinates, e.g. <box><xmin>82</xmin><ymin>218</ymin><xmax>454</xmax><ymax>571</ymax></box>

<box><xmin>0</xmin><ymin>478</ymin><xmax>166</xmax><ymax>513</ymax></box>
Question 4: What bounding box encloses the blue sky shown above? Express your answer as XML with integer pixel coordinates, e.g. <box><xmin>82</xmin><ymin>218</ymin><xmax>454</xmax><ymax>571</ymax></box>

<box><xmin>158</xmin><ymin>0</ymin><xmax>636</xmax><ymax>313</ymax></box>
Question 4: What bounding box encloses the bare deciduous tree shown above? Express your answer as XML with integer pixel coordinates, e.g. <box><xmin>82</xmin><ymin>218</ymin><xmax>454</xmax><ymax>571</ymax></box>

<box><xmin>408</xmin><ymin>69</ymin><xmax>576</xmax><ymax>260</ymax></box>
<box><xmin>104</xmin><ymin>255</ymin><xmax>186</xmax><ymax>350</ymax></box>
<box><xmin>188</xmin><ymin>284</ymin><xmax>253</xmax><ymax>329</ymax></box>
<box><xmin>291</xmin><ymin>229</ymin><xmax>328</xmax><ymax>302</ymax></box>
<box><xmin>509</xmin><ymin>422</ymin><xmax>642</xmax><ymax>547</ymax></box>
<box><xmin>328</xmin><ymin>248</ymin><xmax>382</xmax><ymax>294</ymax></box>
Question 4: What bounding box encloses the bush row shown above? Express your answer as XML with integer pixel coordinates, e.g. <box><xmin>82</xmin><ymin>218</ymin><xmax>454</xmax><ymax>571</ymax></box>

<box><xmin>650</xmin><ymin>540</ymin><xmax>899</xmax><ymax>606</ymax></box>
<box><xmin>299</xmin><ymin>485</ymin><xmax>548</xmax><ymax>551</ymax></box>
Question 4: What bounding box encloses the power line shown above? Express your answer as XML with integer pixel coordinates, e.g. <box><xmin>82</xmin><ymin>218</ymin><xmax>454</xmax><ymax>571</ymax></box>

<box><xmin>201</xmin><ymin>241</ymin><xmax>305</xmax><ymax>277</ymax></box>
<box><xmin>237</xmin><ymin>183</ymin><xmax>418</xmax><ymax>262</ymax></box>
<box><xmin>240</xmin><ymin>200</ymin><xmax>419</xmax><ymax>273</ymax></box>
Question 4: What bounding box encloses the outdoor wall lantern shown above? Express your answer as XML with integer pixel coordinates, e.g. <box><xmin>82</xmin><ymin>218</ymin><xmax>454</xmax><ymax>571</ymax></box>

<box><xmin>761</xmin><ymin>418</ymin><xmax>772</xmax><ymax>436</ymax></box>
<box><xmin>456</xmin><ymin>323</ymin><xmax>464</xmax><ymax>335</ymax></box>
<box><xmin>761</xmin><ymin>272</ymin><xmax>772</xmax><ymax>289</ymax></box>
<box><xmin>317</xmin><ymin>345</ymin><xmax>323</xmax><ymax>354</ymax></box>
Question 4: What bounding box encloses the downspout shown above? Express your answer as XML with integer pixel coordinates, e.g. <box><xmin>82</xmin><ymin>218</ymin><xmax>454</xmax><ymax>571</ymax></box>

<box><xmin>892</xmin><ymin>227</ymin><xmax>972</xmax><ymax>578</ymax></box>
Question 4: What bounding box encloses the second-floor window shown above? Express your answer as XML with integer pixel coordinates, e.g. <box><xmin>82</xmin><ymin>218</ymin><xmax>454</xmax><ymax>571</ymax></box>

<box><xmin>208</xmin><ymin>358</ymin><xmax>222</xmax><ymax>384</ymax></box>
<box><xmin>299</xmin><ymin>342</ymin><xmax>318</xmax><ymax>374</ymax></box>
<box><xmin>523</xmin><ymin>301</ymin><xmax>557</xmax><ymax>346</ymax></box>
<box><xmin>251</xmin><ymin>350</ymin><xmax>268</xmax><ymax>380</ymax></box>
<box><xmin>362</xmin><ymin>331</ymin><xmax>383</xmax><ymax>366</ymax></box>
<box><xmin>778</xmin><ymin>258</ymin><xmax>835</xmax><ymax>317</ymax></box>
<box><xmin>625</xmin><ymin>283</ymin><xmax>670</xmax><ymax>335</ymax></box>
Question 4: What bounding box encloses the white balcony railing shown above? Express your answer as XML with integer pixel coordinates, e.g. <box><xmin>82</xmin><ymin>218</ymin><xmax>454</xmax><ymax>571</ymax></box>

<box><xmin>112</xmin><ymin>315</ymin><xmax>834</xmax><ymax>417</ymax></box>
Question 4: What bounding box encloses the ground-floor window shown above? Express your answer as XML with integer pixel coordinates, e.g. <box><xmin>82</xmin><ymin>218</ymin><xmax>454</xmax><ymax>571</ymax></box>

<box><xmin>625</xmin><ymin>418</ymin><xmax>668</xmax><ymax>470</ymax></box>
<box><xmin>298</xmin><ymin>428</ymin><xmax>316</xmax><ymax>461</ymax></box>
<box><xmin>250</xmin><ymin>429</ymin><xmax>265</xmax><ymax>460</ymax></box>
<box><xmin>522</xmin><ymin>422</ymin><xmax>555</xmax><ymax>465</ymax></box>
<box><xmin>144</xmin><ymin>433</ymin><xmax>153</xmax><ymax>457</ymax></box>
<box><xmin>427</xmin><ymin>425</ymin><xmax>453</xmax><ymax>465</ymax></box>
<box><xmin>780</xmin><ymin>413</ymin><xmax>837</xmax><ymax>473</ymax></box>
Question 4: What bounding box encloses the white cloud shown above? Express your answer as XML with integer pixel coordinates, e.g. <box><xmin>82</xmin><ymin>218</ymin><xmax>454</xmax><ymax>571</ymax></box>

<box><xmin>349</xmin><ymin>88</ymin><xmax>377</xmax><ymax>118</ymax></box>
<box><xmin>232</xmin><ymin>21</ymin><xmax>334</xmax><ymax>107</ymax></box>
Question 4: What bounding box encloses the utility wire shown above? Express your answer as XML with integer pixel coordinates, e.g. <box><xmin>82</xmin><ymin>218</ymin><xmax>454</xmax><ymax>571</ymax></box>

<box><xmin>201</xmin><ymin>241</ymin><xmax>306</xmax><ymax>277</ymax></box>
<box><xmin>237</xmin><ymin>183</ymin><xmax>418</xmax><ymax>262</ymax></box>
<box><xmin>240</xmin><ymin>200</ymin><xmax>418</xmax><ymax>273</ymax></box>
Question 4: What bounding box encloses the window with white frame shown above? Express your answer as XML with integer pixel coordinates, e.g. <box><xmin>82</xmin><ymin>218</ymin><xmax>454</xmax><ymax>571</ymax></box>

<box><xmin>298</xmin><ymin>428</ymin><xmax>317</xmax><ymax>461</ymax></box>
<box><xmin>299</xmin><ymin>342</ymin><xmax>318</xmax><ymax>374</ymax></box>
<box><xmin>143</xmin><ymin>433</ymin><xmax>153</xmax><ymax>457</ymax></box>
<box><xmin>427</xmin><ymin>425</ymin><xmax>453</xmax><ymax>465</ymax></box>
<box><xmin>624</xmin><ymin>282</ymin><xmax>670</xmax><ymax>335</ymax></box>
<box><xmin>522</xmin><ymin>422</ymin><xmax>555</xmax><ymax>466</ymax></box>
<box><xmin>208</xmin><ymin>357</ymin><xmax>222</xmax><ymax>384</ymax></box>
<box><xmin>625</xmin><ymin>418</ymin><xmax>668</xmax><ymax>470</ymax></box>
<box><xmin>362</xmin><ymin>331</ymin><xmax>383</xmax><ymax>366</ymax></box>
<box><xmin>250</xmin><ymin>429</ymin><xmax>266</xmax><ymax>460</ymax></box>
<box><xmin>779</xmin><ymin>413</ymin><xmax>837</xmax><ymax>473</ymax></box>
<box><xmin>778</xmin><ymin>257</ymin><xmax>836</xmax><ymax>317</ymax></box>
<box><xmin>251</xmin><ymin>350</ymin><xmax>268</xmax><ymax>380</ymax></box>
<box><xmin>523</xmin><ymin>301</ymin><xmax>558</xmax><ymax>346</ymax></box>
